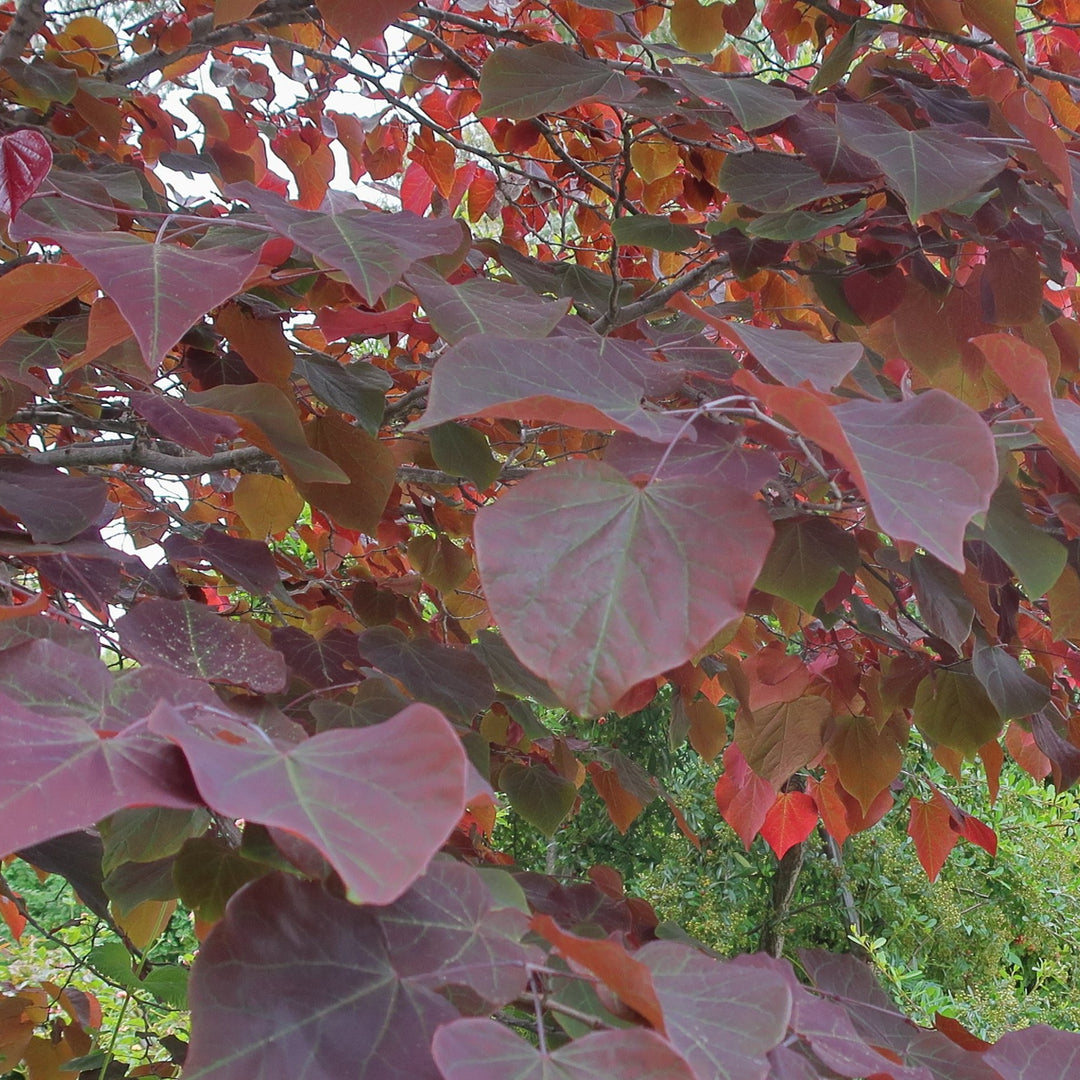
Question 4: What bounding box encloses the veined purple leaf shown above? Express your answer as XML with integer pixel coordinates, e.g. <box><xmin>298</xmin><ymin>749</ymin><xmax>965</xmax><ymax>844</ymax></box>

<box><xmin>165</xmin><ymin>528</ymin><xmax>280</xmax><ymax>596</ymax></box>
<box><xmin>270</xmin><ymin>626</ymin><xmax>365</xmax><ymax>690</ymax></box>
<box><xmin>0</xmin><ymin>691</ymin><xmax>198</xmax><ymax>854</ymax></box>
<box><xmin>671</xmin><ymin>68</ymin><xmax>803</xmax><ymax>132</ymax></box>
<box><xmin>57</xmin><ymin>232</ymin><xmax>259</xmax><ymax>371</ymax></box>
<box><xmin>149</xmin><ymin>702</ymin><xmax>469</xmax><ymax>904</ymax></box>
<box><xmin>0</xmin><ymin>458</ymin><xmax>107</xmax><ymax>543</ymax></box>
<box><xmin>474</xmin><ymin>460</ymin><xmax>773</xmax><ymax>716</ymax></box>
<box><xmin>116</xmin><ymin>599</ymin><xmax>287</xmax><ymax>693</ymax></box>
<box><xmin>0</xmin><ymin>129</ymin><xmax>52</xmax><ymax>219</ymax></box>
<box><xmin>357</xmin><ymin>625</ymin><xmax>495</xmax><ymax>722</ymax></box>
<box><xmin>728</xmin><ymin>322</ymin><xmax>862</xmax><ymax>392</ymax></box>
<box><xmin>478</xmin><ymin>42</ymin><xmax>636</xmax><ymax>120</ymax></box>
<box><xmin>127</xmin><ymin>391</ymin><xmax>240</xmax><ymax>455</ymax></box>
<box><xmin>832</xmin><ymin>389</ymin><xmax>998</xmax><ymax>571</ymax></box>
<box><xmin>406</xmin><ymin>264</ymin><xmax>570</xmax><ymax>344</ymax></box>
<box><xmin>835</xmin><ymin>105</ymin><xmax>1006</xmax><ymax>220</ymax></box>
<box><xmin>718</xmin><ymin>152</ymin><xmax>867</xmax><ymax>212</ymax></box>
<box><xmin>433</xmin><ymin>1020</ymin><xmax>696</xmax><ymax>1080</ymax></box>
<box><xmin>228</xmin><ymin>181</ymin><xmax>464</xmax><ymax>305</ymax></box>
<box><xmin>415</xmin><ymin>335</ymin><xmax>689</xmax><ymax>443</ymax></box>
<box><xmin>184</xmin><ymin>863</ymin><xmax>531</xmax><ymax>1080</ymax></box>
<box><xmin>639</xmin><ymin>940</ymin><xmax>791</xmax><ymax>1080</ymax></box>
<box><xmin>986</xmin><ymin>1025</ymin><xmax>1080</xmax><ymax>1080</ymax></box>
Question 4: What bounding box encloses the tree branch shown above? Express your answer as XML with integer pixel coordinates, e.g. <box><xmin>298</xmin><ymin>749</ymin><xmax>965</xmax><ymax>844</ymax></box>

<box><xmin>596</xmin><ymin>255</ymin><xmax>730</xmax><ymax>331</ymax></box>
<box><xmin>0</xmin><ymin>0</ymin><xmax>46</xmax><ymax>65</ymax></box>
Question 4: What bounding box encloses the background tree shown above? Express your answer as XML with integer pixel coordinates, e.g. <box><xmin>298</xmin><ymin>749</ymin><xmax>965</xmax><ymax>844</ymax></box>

<box><xmin>2</xmin><ymin>0</ymin><xmax>1080</xmax><ymax>1077</ymax></box>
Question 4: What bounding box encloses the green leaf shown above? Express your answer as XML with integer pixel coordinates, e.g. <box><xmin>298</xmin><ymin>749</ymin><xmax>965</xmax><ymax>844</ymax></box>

<box><xmin>611</xmin><ymin>215</ymin><xmax>701</xmax><ymax>251</ymax></box>
<box><xmin>478</xmin><ymin>43</ymin><xmax>636</xmax><ymax>120</ymax></box>
<box><xmin>500</xmin><ymin>761</ymin><xmax>577</xmax><ymax>836</ymax></box>
<box><xmin>429</xmin><ymin>422</ymin><xmax>501</xmax><ymax>489</ymax></box>
<box><xmin>912</xmin><ymin>666</ymin><xmax>1002</xmax><ymax>757</ymax></box>
<box><xmin>755</xmin><ymin>516</ymin><xmax>858</xmax><ymax>610</ymax></box>
<box><xmin>979</xmin><ymin>479</ymin><xmax>1066</xmax><ymax>597</ymax></box>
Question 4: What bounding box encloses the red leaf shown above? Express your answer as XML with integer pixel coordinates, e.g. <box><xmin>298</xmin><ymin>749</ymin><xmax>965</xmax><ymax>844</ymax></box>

<box><xmin>474</xmin><ymin>460</ymin><xmax>773</xmax><ymax>716</ymax></box>
<box><xmin>760</xmin><ymin>790</ymin><xmax>819</xmax><ymax>859</ymax></box>
<box><xmin>907</xmin><ymin>795</ymin><xmax>959</xmax><ymax>882</ymax></box>
<box><xmin>714</xmin><ymin>742</ymin><xmax>778</xmax><ymax>848</ymax></box>
<box><xmin>0</xmin><ymin>129</ymin><xmax>52</xmax><ymax>219</ymax></box>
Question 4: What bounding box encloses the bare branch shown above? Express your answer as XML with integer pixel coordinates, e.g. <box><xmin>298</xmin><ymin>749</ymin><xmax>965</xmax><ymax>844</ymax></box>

<box><xmin>0</xmin><ymin>0</ymin><xmax>46</xmax><ymax>65</ymax></box>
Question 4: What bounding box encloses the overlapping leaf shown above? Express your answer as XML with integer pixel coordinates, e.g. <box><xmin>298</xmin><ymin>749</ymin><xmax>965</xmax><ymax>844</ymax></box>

<box><xmin>478</xmin><ymin>43</ymin><xmax>636</xmax><ymax>119</ymax></box>
<box><xmin>0</xmin><ymin>691</ymin><xmax>198</xmax><ymax>855</ymax></box>
<box><xmin>149</xmin><ymin>702</ymin><xmax>469</xmax><ymax>904</ymax></box>
<box><xmin>475</xmin><ymin>461</ymin><xmax>773</xmax><ymax>716</ymax></box>
<box><xmin>117</xmin><ymin>599</ymin><xmax>287</xmax><ymax>694</ymax></box>
<box><xmin>0</xmin><ymin>458</ymin><xmax>107</xmax><ymax>543</ymax></box>
<box><xmin>417</xmin><ymin>335</ymin><xmax>689</xmax><ymax>444</ymax></box>
<box><xmin>56</xmin><ymin>232</ymin><xmax>259</xmax><ymax>370</ymax></box>
<box><xmin>433</xmin><ymin>1020</ymin><xmax>695</xmax><ymax>1080</ymax></box>
<box><xmin>184</xmin><ymin>864</ymin><xmax>531</xmax><ymax>1080</ymax></box>
<box><xmin>229</xmin><ymin>181</ymin><xmax>464</xmax><ymax>305</ymax></box>
<box><xmin>0</xmin><ymin>129</ymin><xmax>52</xmax><ymax>219</ymax></box>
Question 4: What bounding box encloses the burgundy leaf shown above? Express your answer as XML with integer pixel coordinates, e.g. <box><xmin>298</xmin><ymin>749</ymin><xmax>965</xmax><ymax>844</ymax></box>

<box><xmin>271</xmin><ymin>626</ymin><xmax>365</xmax><ymax>689</ymax></box>
<box><xmin>127</xmin><ymin>390</ymin><xmax>240</xmax><ymax>455</ymax></box>
<box><xmin>415</xmin><ymin>335</ymin><xmax>689</xmax><ymax>443</ymax></box>
<box><xmin>149</xmin><ymin>702</ymin><xmax>469</xmax><ymax>904</ymax></box>
<box><xmin>0</xmin><ymin>691</ymin><xmax>198</xmax><ymax>854</ymax></box>
<box><xmin>358</xmin><ymin>626</ymin><xmax>496</xmax><ymax>721</ymax></box>
<box><xmin>986</xmin><ymin>1025</ymin><xmax>1080</xmax><ymax>1080</ymax></box>
<box><xmin>835</xmin><ymin>105</ymin><xmax>1006</xmax><ymax>219</ymax></box>
<box><xmin>0</xmin><ymin>458</ymin><xmax>108</xmax><ymax>543</ymax></box>
<box><xmin>0</xmin><ymin>129</ymin><xmax>52</xmax><ymax>219</ymax></box>
<box><xmin>478</xmin><ymin>42</ymin><xmax>636</xmax><ymax>120</ymax></box>
<box><xmin>728</xmin><ymin>322</ymin><xmax>862</xmax><ymax>393</ymax></box>
<box><xmin>185</xmin><ymin>863</ymin><xmax>531</xmax><ymax>1080</ymax></box>
<box><xmin>832</xmin><ymin>390</ymin><xmax>998</xmax><ymax>571</ymax></box>
<box><xmin>639</xmin><ymin>940</ymin><xmax>791</xmax><ymax>1080</ymax></box>
<box><xmin>406</xmin><ymin>264</ymin><xmax>570</xmax><ymax>344</ymax></box>
<box><xmin>57</xmin><ymin>232</ymin><xmax>260</xmax><ymax>371</ymax></box>
<box><xmin>229</xmin><ymin>181</ymin><xmax>464</xmax><ymax>304</ymax></box>
<box><xmin>433</xmin><ymin>1019</ymin><xmax>696</xmax><ymax>1080</ymax></box>
<box><xmin>165</xmin><ymin>528</ymin><xmax>280</xmax><ymax>596</ymax></box>
<box><xmin>116</xmin><ymin>599</ymin><xmax>287</xmax><ymax>694</ymax></box>
<box><xmin>474</xmin><ymin>461</ymin><xmax>773</xmax><ymax>716</ymax></box>
<box><xmin>0</xmin><ymin>638</ymin><xmax>112</xmax><ymax>720</ymax></box>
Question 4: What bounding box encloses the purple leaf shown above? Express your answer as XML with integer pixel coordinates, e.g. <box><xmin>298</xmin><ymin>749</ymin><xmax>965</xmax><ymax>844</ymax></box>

<box><xmin>229</xmin><ymin>181</ymin><xmax>464</xmax><ymax>304</ymax></box>
<box><xmin>638</xmin><ymin>940</ymin><xmax>791</xmax><ymax>1080</ymax></box>
<box><xmin>433</xmin><ymin>1019</ymin><xmax>696</xmax><ymax>1080</ymax></box>
<box><xmin>832</xmin><ymin>390</ymin><xmax>998</xmax><ymax>571</ymax></box>
<box><xmin>0</xmin><ymin>458</ymin><xmax>108</xmax><ymax>543</ymax></box>
<box><xmin>271</xmin><ymin>626</ymin><xmax>365</xmax><ymax>689</ymax></box>
<box><xmin>835</xmin><ymin>105</ymin><xmax>1006</xmax><ymax>220</ymax></box>
<box><xmin>406</xmin><ymin>264</ymin><xmax>570</xmax><ymax>344</ymax></box>
<box><xmin>165</xmin><ymin>528</ymin><xmax>280</xmax><ymax>596</ymax></box>
<box><xmin>117</xmin><ymin>599</ymin><xmax>287</xmax><ymax>693</ymax></box>
<box><xmin>149</xmin><ymin>702</ymin><xmax>469</xmax><ymax>904</ymax></box>
<box><xmin>0</xmin><ymin>129</ymin><xmax>52</xmax><ymax>219</ymax></box>
<box><xmin>57</xmin><ymin>232</ymin><xmax>260</xmax><ymax>371</ymax></box>
<box><xmin>415</xmin><ymin>335</ymin><xmax>690</xmax><ymax>443</ymax></box>
<box><xmin>128</xmin><ymin>390</ymin><xmax>240</xmax><ymax>455</ymax></box>
<box><xmin>357</xmin><ymin>626</ymin><xmax>496</xmax><ymax>721</ymax></box>
<box><xmin>478</xmin><ymin>42</ymin><xmax>636</xmax><ymax>120</ymax></box>
<box><xmin>474</xmin><ymin>460</ymin><xmax>773</xmax><ymax>716</ymax></box>
<box><xmin>185</xmin><ymin>863</ymin><xmax>531</xmax><ymax>1080</ymax></box>
<box><xmin>0</xmin><ymin>691</ymin><xmax>198</xmax><ymax>854</ymax></box>
<box><xmin>671</xmin><ymin>68</ymin><xmax>804</xmax><ymax>132</ymax></box>
<box><xmin>728</xmin><ymin>322</ymin><xmax>862</xmax><ymax>392</ymax></box>
<box><xmin>718</xmin><ymin>152</ymin><xmax>867</xmax><ymax>212</ymax></box>
<box><xmin>986</xmin><ymin>1025</ymin><xmax>1080</xmax><ymax>1080</ymax></box>
<box><xmin>0</xmin><ymin>638</ymin><xmax>111</xmax><ymax>720</ymax></box>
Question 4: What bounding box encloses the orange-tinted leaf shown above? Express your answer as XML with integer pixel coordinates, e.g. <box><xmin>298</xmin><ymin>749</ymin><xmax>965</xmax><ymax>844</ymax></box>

<box><xmin>907</xmin><ymin>795</ymin><xmax>958</xmax><ymax>882</ymax></box>
<box><xmin>828</xmin><ymin>716</ymin><xmax>903</xmax><ymax>813</ymax></box>
<box><xmin>760</xmin><ymin>790</ymin><xmax>818</xmax><ymax>858</ymax></box>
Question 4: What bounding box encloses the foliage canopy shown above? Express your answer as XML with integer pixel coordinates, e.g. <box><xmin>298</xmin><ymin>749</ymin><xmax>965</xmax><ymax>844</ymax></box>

<box><xmin>3</xmin><ymin>0</ymin><xmax>1080</xmax><ymax>1076</ymax></box>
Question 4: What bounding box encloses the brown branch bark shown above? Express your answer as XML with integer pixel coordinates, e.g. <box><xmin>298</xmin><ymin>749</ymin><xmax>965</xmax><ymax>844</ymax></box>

<box><xmin>0</xmin><ymin>0</ymin><xmax>46</xmax><ymax>65</ymax></box>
